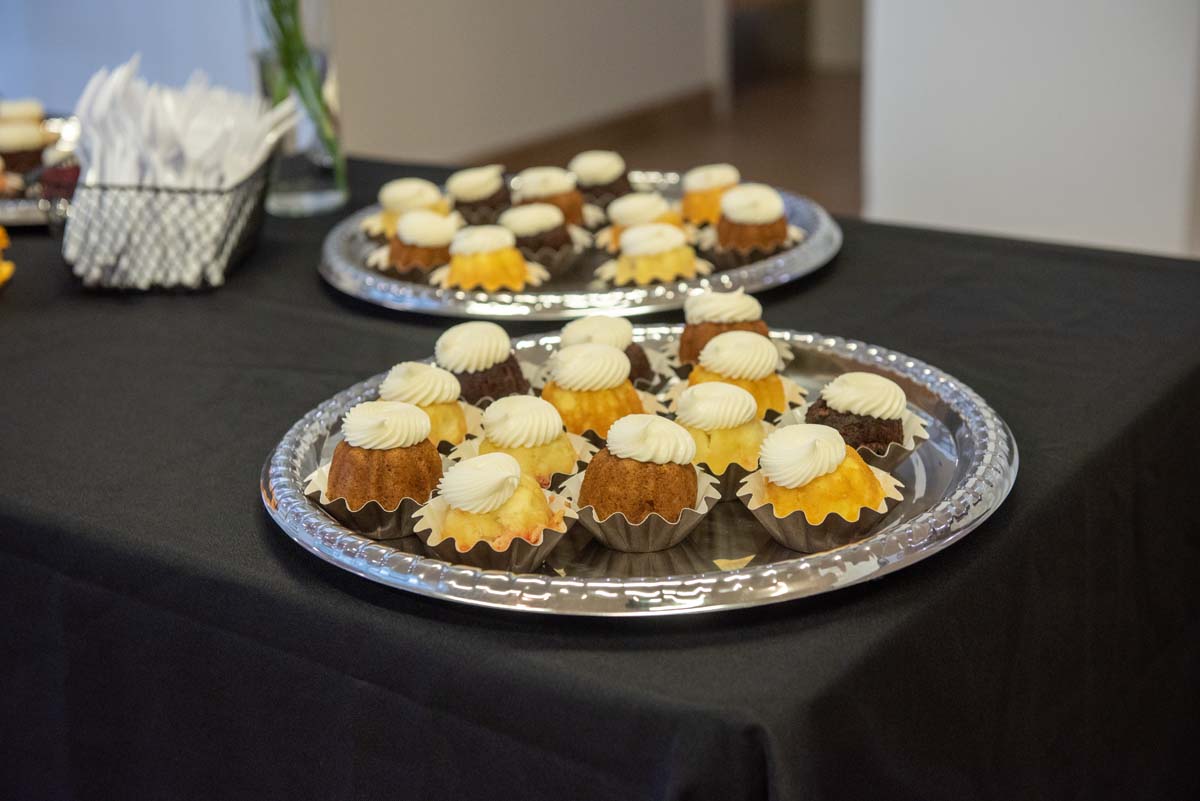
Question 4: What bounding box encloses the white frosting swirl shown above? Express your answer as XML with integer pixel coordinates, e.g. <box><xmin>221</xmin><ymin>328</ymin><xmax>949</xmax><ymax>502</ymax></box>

<box><xmin>341</xmin><ymin>401</ymin><xmax>430</xmax><ymax>450</ymax></box>
<box><xmin>676</xmin><ymin>383</ymin><xmax>758</xmax><ymax>431</ymax></box>
<box><xmin>619</xmin><ymin>223</ymin><xmax>687</xmax><ymax>256</ymax></box>
<box><xmin>568</xmin><ymin>150</ymin><xmax>625</xmax><ymax>186</ymax></box>
<box><xmin>396</xmin><ymin>209</ymin><xmax>460</xmax><ymax>247</ymax></box>
<box><xmin>498</xmin><ymin>203</ymin><xmax>564</xmax><ymax>237</ymax></box>
<box><xmin>683</xmin><ymin>287</ymin><xmax>762</xmax><ymax>324</ymax></box>
<box><xmin>379</xmin><ymin>362</ymin><xmax>461</xmax><ymax>406</ymax></box>
<box><xmin>438</xmin><ymin>452</ymin><xmax>522</xmax><ymax>514</ymax></box>
<box><xmin>0</xmin><ymin>123</ymin><xmax>43</xmax><ymax>150</ymax></box>
<box><xmin>550</xmin><ymin>343</ymin><xmax>630</xmax><ymax>391</ymax></box>
<box><xmin>559</xmin><ymin>316</ymin><xmax>633</xmax><ymax>350</ymax></box>
<box><xmin>0</xmin><ymin>99</ymin><xmax>44</xmax><ymax>121</ymax></box>
<box><xmin>514</xmin><ymin>166</ymin><xmax>576</xmax><ymax>199</ymax></box>
<box><xmin>378</xmin><ymin>178</ymin><xmax>442</xmax><ymax>214</ymax></box>
<box><xmin>607</xmin><ymin>414</ymin><xmax>696</xmax><ymax>465</ymax></box>
<box><xmin>607</xmin><ymin>192</ymin><xmax>670</xmax><ymax>227</ymax></box>
<box><xmin>446</xmin><ymin>164</ymin><xmax>504</xmax><ymax>203</ymax></box>
<box><xmin>698</xmin><ymin>331</ymin><xmax>779</xmax><ymax>380</ymax></box>
<box><xmin>449</xmin><ymin>225</ymin><xmax>516</xmax><ymax>255</ymax></box>
<box><xmin>759</xmin><ymin>424</ymin><xmax>846</xmax><ymax>488</ymax></box>
<box><xmin>820</xmin><ymin>372</ymin><xmax>907</xmax><ymax>420</ymax></box>
<box><xmin>482</xmin><ymin>396</ymin><xmax>565</xmax><ymax>449</ymax></box>
<box><xmin>720</xmin><ymin>183</ymin><xmax>785</xmax><ymax>224</ymax></box>
<box><xmin>435</xmin><ymin>321</ymin><xmax>511</xmax><ymax>374</ymax></box>
<box><xmin>682</xmin><ymin>163</ymin><xmax>740</xmax><ymax>192</ymax></box>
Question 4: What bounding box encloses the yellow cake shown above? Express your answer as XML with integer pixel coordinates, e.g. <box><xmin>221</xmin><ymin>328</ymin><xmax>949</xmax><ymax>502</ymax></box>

<box><xmin>688</xmin><ymin>330</ymin><xmax>786</xmax><ymax>419</ymax></box>
<box><xmin>596</xmin><ymin>223</ymin><xmax>710</xmax><ymax>286</ymax></box>
<box><xmin>675</xmin><ymin>382</ymin><xmax>765</xmax><ymax>474</ymax></box>
<box><xmin>600</xmin><ymin>192</ymin><xmax>685</xmax><ymax>251</ymax></box>
<box><xmin>437</xmin><ymin>453</ymin><xmax>562</xmax><ymax>551</ymax></box>
<box><xmin>477</xmin><ymin>396</ymin><xmax>579</xmax><ymax>487</ymax></box>
<box><xmin>758</xmin><ymin>425</ymin><xmax>884</xmax><ymax>523</ymax></box>
<box><xmin>540</xmin><ymin>343</ymin><xmax>643</xmax><ymax>437</ymax></box>
<box><xmin>431</xmin><ymin>225</ymin><xmax>548</xmax><ymax>292</ymax></box>
<box><xmin>378</xmin><ymin>362</ymin><xmax>468</xmax><ymax>446</ymax></box>
<box><xmin>681</xmin><ymin>163</ymin><xmax>740</xmax><ymax>226</ymax></box>
<box><xmin>361</xmin><ymin>177</ymin><xmax>451</xmax><ymax>240</ymax></box>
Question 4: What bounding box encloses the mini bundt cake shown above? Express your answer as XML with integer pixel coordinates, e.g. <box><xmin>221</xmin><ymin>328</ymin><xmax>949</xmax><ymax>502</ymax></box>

<box><xmin>595</xmin><ymin>223</ymin><xmax>711</xmax><ymax>286</ymax></box>
<box><xmin>438</xmin><ymin>453</ymin><xmax>561</xmax><ymax>551</ymax></box>
<box><xmin>435</xmin><ymin>321</ymin><xmax>530</xmax><ymax>405</ymax></box>
<box><xmin>677</xmin><ymin>288</ymin><xmax>769</xmax><ymax>364</ymax></box>
<box><xmin>559</xmin><ymin>315</ymin><xmax>655</xmax><ymax>386</ymax></box>
<box><xmin>681</xmin><ymin>163</ymin><xmax>739</xmax><ymax>226</ymax></box>
<box><xmin>360</xmin><ymin>177</ymin><xmax>450</xmax><ymax>240</ymax></box>
<box><xmin>445</xmin><ymin>164</ymin><xmax>510</xmax><ymax>223</ymax></box>
<box><xmin>378</xmin><ymin>361</ymin><xmax>468</xmax><ymax>446</ymax></box>
<box><xmin>806</xmin><ymin>372</ymin><xmax>907</xmax><ymax>452</ymax></box>
<box><xmin>715</xmin><ymin>183</ymin><xmax>790</xmax><ymax>253</ymax></box>
<box><xmin>540</xmin><ymin>343</ymin><xmax>643</xmax><ymax>437</ymax></box>
<box><xmin>675</xmin><ymin>382</ymin><xmax>765</xmax><ymax>474</ymax></box>
<box><xmin>757</xmin><ymin>424</ymin><xmax>885</xmax><ymax>522</ymax></box>
<box><xmin>382</xmin><ymin>210</ymin><xmax>460</xmax><ymax>275</ymax></box>
<box><xmin>429</xmin><ymin>225</ymin><xmax>548</xmax><ymax>292</ymax></box>
<box><xmin>569</xmin><ymin>150</ymin><xmax>632</xmax><ymax>206</ymax></box>
<box><xmin>476</xmin><ymin>396</ymin><xmax>580</xmax><ymax>487</ymax></box>
<box><xmin>513</xmin><ymin>166</ymin><xmax>586</xmax><ymax>226</ymax></box>
<box><xmin>596</xmin><ymin>191</ymin><xmax>684</xmax><ymax>251</ymax></box>
<box><xmin>325</xmin><ymin>401</ymin><xmax>443</xmax><ymax>509</ymax></box>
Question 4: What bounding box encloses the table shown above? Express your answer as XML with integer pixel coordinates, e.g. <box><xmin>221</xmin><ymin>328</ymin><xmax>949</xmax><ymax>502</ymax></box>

<box><xmin>3</xmin><ymin>160</ymin><xmax>1198</xmax><ymax>801</ymax></box>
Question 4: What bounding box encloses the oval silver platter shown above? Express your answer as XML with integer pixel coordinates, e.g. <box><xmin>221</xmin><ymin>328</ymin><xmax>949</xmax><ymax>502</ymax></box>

<box><xmin>319</xmin><ymin>171</ymin><xmax>842</xmax><ymax>321</ymax></box>
<box><xmin>261</xmin><ymin>326</ymin><xmax>1018</xmax><ymax>617</ymax></box>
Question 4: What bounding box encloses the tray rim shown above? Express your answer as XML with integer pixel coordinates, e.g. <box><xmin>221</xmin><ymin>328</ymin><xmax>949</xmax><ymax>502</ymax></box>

<box><xmin>260</xmin><ymin>325</ymin><xmax>1018</xmax><ymax>617</ymax></box>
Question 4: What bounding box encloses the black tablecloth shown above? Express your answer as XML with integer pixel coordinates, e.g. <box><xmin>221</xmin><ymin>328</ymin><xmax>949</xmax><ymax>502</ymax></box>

<box><xmin>3</xmin><ymin>160</ymin><xmax>1199</xmax><ymax>801</ymax></box>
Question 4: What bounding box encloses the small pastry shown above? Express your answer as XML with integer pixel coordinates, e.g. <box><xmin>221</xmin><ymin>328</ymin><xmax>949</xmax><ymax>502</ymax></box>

<box><xmin>688</xmin><ymin>331</ymin><xmax>785</xmax><ymax>419</ymax></box>
<box><xmin>559</xmin><ymin>315</ymin><xmax>654</xmax><ymax>386</ymax></box>
<box><xmin>805</xmin><ymin>372</ymin><xmax>906</xmax><ymax>453</ymax></box>
<box><xmin>435</xmin><ymin>321</ymin><xmax>531</xmax><ymax>405</ymax></box>
<box><xmin>436</xmin><ymin>453</ymin><xmax>563</xmax><ymax>552</ymax></box>
<box><xmin>540</xmin><ymin>343</ymin><xmax>643</xmax><ymax>438</ymax></box>
<box><xmin>0</xmin><ymin>98</ymin><xmax>45</xmax><ymax>123</ymax></box>
<box><xmin>366</xmin><ymin>209</ymin><xmax>461</xmax><ymax>275</ymax></box>
<box><xmin>595</xmin><ymin>192</ymin><xmax>684</xmax><ymax>252</ymax></box>
<box><xmin>360</xmin><ymin>177</ymin><xmax>451</xmax><ymax>240</ymax></box>
<box><xmin>378</xmin><ymin>361</ymin><xmax>469</xmax><ymax>446</ymax></box>
<box><xmin>578</xmin><ymin>414</ymin><xmax>697</xmax><ymax>524</ymax></box>
<box><xmin>568</xmin><ymin>149</ymin><xmax>631</xmax><ymax>206</ymax></box>
<box><xmin>675</xmin><ymin>382</ymin><xmax>765</xmax><ymax>475</ymax></box>
<box><xmin>325</xmin><ymin>401</ymin><xmax>443</xmax><ymax>510</ymax></box>
<box><xmin>594</xmin><ymin>223</ymin><xmax>712</xmax><ymax>286</ymax></box>
<box><xmin>429</xmin><ymin>225</ymin><xmax>549</xmax><ymax>292</ymax></box>
<box><xmin>0</xmin><ymin>122</ymin><xmax>46</xmax><ymax>174</ymax></box>
<box><xmin>445</xmin><ymin>164</ymin><xmax>510</xmax><ymax>224</ymax></box>
<box><xmin>704</xmin><ymin>183</ymin><xmax>803</xmax><ymax>265</ymax></box>
<box><xmin>681</xmin><ymin>163</ymin><xmax>739</xmax><ymax>226</ymax></box>
<box><xmin>476</xmin><ymin>396</ymin><xmax>580</xmax><ymax>487</ymax></box>
<box><xmin>756</xmin><ymin>424</ymin><xmax>885</xmax><ymax>523</ymax></box>
<box><xmin>497</xmin><ymin>203</ymin><xmax>588</xmax><ymax>275</ymax></box>
<box><xmin>513</xmin><ymin>166</ymin><xmax>587</xmax><ymax>227</ymax></box>
<box><xmin>678</xmin><ymin>287</ymin><xmax>770</xmax><ymax>364</ymax></box>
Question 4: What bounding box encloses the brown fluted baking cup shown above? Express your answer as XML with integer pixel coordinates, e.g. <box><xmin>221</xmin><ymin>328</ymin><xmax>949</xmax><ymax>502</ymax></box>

<box><xmin>697</xmin><ymin>224</ymin><xmax>807</xmax><ymax>271</ymax></box>
<box><xmin>455</xmin><ymin>202</ymin><xmax>507</xmax><ymax>226</ymax></box>
<box><xmin>303</xmin><ymin>464</ymin><xmax>423</xmax><ymax>540</ymax></box>
<box><xmin>736</xmin><ymin>467</ymin><xmax>903</xmax><ymax>553</ymax></box>
<box><xmin>519</xmin><ymin>242</ymin><xmax>584</xmax><ymax>278</ymax></box>
<box><xmin>560</xmin><ymin>467</ymin><xmax>721</xmax><ymax>553</ymax></box>
<box><xmin>448</xmin><ymin>432</ymin><xmax>597</xmax><ymax>491</ymax></box>
<box><xmin>411</xmin><ymin>492</ymin><xmax>576</xmax><ymax>572</ymax></box>
<box><xmin>857</xmin><ymin>410</ymin><xmax>930</xmax><ymax>473</ymax></box>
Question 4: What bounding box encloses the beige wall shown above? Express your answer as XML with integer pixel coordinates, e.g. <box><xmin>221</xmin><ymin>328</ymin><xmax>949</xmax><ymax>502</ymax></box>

<box><xmin>333</xmin><ymin>0</ymin><xmax>719</xmax><ymax>163</ymax></box>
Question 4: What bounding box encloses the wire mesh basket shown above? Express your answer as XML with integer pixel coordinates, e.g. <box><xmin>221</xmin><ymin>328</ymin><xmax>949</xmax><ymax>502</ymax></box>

<box><xmin>61</xmin><ymin>156</ymin><xmax>272</xmax><ymax>289</ymax></box>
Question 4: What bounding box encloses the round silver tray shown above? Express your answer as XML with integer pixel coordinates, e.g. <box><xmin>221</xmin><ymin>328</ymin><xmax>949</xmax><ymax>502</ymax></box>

<box><xmin>261</xmin><ymin>326</ymin><xmax>1018</xmax><ymax>616</ymax></box>
<box><xmin>319</xmin><ymin>171</ymin><xmax>842</xmax><ymax>320</ymax></box>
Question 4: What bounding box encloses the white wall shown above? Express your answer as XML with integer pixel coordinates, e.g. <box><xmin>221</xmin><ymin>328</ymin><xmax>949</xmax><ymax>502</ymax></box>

<box><xmin>864</xmin><ymin>0</ymin><xmax>1200</xmax><ymax>256</ymax></box>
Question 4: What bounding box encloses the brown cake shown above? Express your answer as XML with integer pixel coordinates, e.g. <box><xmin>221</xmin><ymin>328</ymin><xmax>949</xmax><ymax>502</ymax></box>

<box><xmin>581</xmin><ymin>174</ymin><xmax>631</xmax><ymax>206</ymax></box>
<box><xmin>678</xmin><ymin>319</ymin><xmax>770</xmax><ymax>365</ymax></box>
<box><xmin>624</xmin><ymin>343</ymin><xmax>654</xmax><ymax>385</ymax></box>
<box><xmin>805</xmin><ymin>399</ymin><xmax>902</xmax><ymax>452</ymax></box>
<box><xmin>498</xmin><ymin>203</ymin><xmax>573</xmax><ymax>257</ymax></box>
<box><xmin>569</xmin><ymin>150</ymin><xmax>631</xmax><ymax>207</ymax></box>
<box><xmin>456</xmin><ymin>184</ymin><xmax>510</xmax><ymax>221</ymax></box>
<box><xmin>514</xmin><ymin>167</ymin><xmax>586</xmax><ymax>227</ymax></box>
<box><xmin>579</xmin><ymin>447</ymin><xmax>697</xmax><ymax>524</ymax></box>
<box><xmin>326</xmin><ymin>439</ymin><xmax>442</xmax><ymax>510</ymax></box>
<box><xmin>716</xmin><ymin>216</ymin><xmax>789</xmax><ymax>252</ymax></box>
<box><xmin>389</xmin><ymin>240</ymin><xmax>450</xmax><ymax>274</ymax></box>
<box><xmin>446</xmin><ymin>164</ymin><xmax>511</xmax><ymax>224</ymax></box>
<box><xmin>714</xmin><ymin>183</ymin><xmax>791</xmax><ymax>256</ymax></box>
<box><xmin>804</xmin><ymin>372</ymin><xmax>910</xmax><ymax>453</ymax></box>
<box><xmin>453</xmin><ymin>354</ymin><xmax>530</xmax><ymax>405</ymax></box>
<box><xmin>436</xmin><ymin>321</ymin><xmax>531</xmax><ymax>406</ymax></box>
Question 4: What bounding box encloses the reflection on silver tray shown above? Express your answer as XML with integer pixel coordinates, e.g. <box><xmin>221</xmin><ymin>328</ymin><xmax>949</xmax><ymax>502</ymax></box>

<box><xmin>0</xmin><ymin>197</ymin><xmax>49</xmax><ymax>227</ymax></box>
<box><xmin>261</xmin><ymin>326</ymin><xmax>1018</xmax><ymax>616</ymax></box>
<box><xmin>319</xmin><ymin>171</ymin><xmax>842</xmax><ymax>320</ymax></box>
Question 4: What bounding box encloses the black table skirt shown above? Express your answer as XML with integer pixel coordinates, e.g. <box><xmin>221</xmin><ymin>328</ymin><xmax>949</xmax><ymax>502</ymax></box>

<box><xmin>3</xmin><ymin>160</ymin><xmax>1199</xmax><ymax>801</ymax></box>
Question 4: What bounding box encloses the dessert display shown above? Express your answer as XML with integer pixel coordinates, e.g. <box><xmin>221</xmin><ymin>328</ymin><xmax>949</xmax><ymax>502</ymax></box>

<box><xmin>675</xmin><ymin>382</ymin><xmax>766</xmax><ymax>478</ymax></box>
<box><xmin>497</xmin><ymin>203</ymin><xmax>589</xmax><ymax>275</ymax></box>
<box><xmin>540</xmin><ymin>343</ymin><xmax>644</xmax><ymax>438</ymax></box>
<box><xmin>359</xmin><ymin>177</ymin><xmax>451</xmax><ymax>241</ymax></box>
<box><xmin>435</xmin><ymin>321</ymin><xmax>531</xmax><ymax>405</ymax></box>
<box><xmin>366</xmin><ymin>209</ymin><xmax>461</xmax><ymax>275</ymax></box>
<box><xmin>378</xmin><ymin>361</ymin><xmax>471</xmax><ymax>446</ymax></box>
<box><xmin>681</xmin><ymin>163</ymin><xmax>740</xmax><ymax>226</ymax></box>
<box><xmin>594</xmin><ymin>192</ymin><xmax>684</xmax><ymax>252</ymax></box>
<box><xmin>678</xmin><ymin>287</ymin><xmax>770</xmax><ymax>364</ymax></box>
<box><xmin>429</xmin><ymin>225</ymin><xmax>549</xmax><ymax>292</ymax></box>
<box><xmin>806</xmin><ymin>371</ymin><xmax>928</xmax><ymax>469</ymax></box>
<box><xmin>688</xmin><ymin>331</ymin><xmax>791</xmax><ymax>418</ymax></box>
<box><xmin>559</xmin><ymin>315</ymin><xmax>656</xmax><ymax>386</ymax></box>
<box><xmin>595</xmin><ymin>223</ymin><xmax>712</xmax><ymax>286</ymax></box>
<box><xmin>568</xmin><ymin>149</ymin><xmax>631</xmax><ymax>207</ymax></box>
<box><xmin>0</xmin><ymin>122</ymin><xmax>49</xmax><ymax>174</ymax></box>
<box><xmin>467</xmin><ymin>395</ymin><xmax>587</xmax><ymax>487</ymax></box>
<box><xmin>445</xmin><ymin>164</ymin><xmax>509</xmax><ymax>224</ymax></box>
<box><xmin>512</xmin><ymin>166</ymin><xmax>590</xmax><ymax>227</ymax></box>
<box><xmin>701</xmin><ymin>183</ymin><xmax>804</xmax><ymax>267</ymax></box>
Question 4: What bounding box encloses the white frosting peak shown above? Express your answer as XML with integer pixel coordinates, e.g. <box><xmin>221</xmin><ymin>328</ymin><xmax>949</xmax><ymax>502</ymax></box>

<box><xmin>683</xmin><ymin>163</ymin><xmax>740</xmax><ymax>192</ymax></box>
<box><xmin>436</xmin><ymin>321</ymin><xmax>511</xmax><ymax>374</ymax></box>
<box><xmin>0</xmin><ymin>123</ymin><xmax>43</xmax><ymax>150</ymax></box>
<box><xmin>559</xmin><ymin>316</ymin><xmax>634</xmax><ymax>350</ymax></box>
<box><xmin>378</xmin><ymin>178</ymin><xmax>442</xmax><ymax>214</ymax></box>
<box><xmin>446</xmin><ymin>164</ymin><xmax>504</xmax><ymax>203</ymax></box>
<box><xmin>379</xmin><ymin>362</ymin><xmax>461</xmax><ymax>406</ymax></box>
<box><xmin>759</xmin><ymin>424</ymin><xmax>846</xmax><ymax>489</ymax></box>
<box><xmin>449</xmin><ymin>225</ymin><xmax>516</xmax><ymax>255</ymax></box>
<box><xmin>620</xmin><ymin>223</ymin><xmax>687</xmax><ymax>256</ymax></box>
<box><xmin>482</xmin><ymin>396</ymin><xmax>565</xmax><ymax>449</ymax></box>
<box><xmin>607</xmin><ymin>414</ymin><xmax>695</xmax><ymax>465</ymax></box>
<box><xmin>698</xmin><ymin>331</ymin><xmax>779</xmax><ymax>380</ymax></box>
<box><xmin>676</xmin><ymin>383</ymin><xmax>758</xmax><ymax>431</ymax></box>
<box><xmin>821</xmin><ymin>372</ymin><xmax>907</xmax><ymax>420</ymax></box>
<box><xmin>438</xmin><ymin>453</ymin><xmax>522</xmax><ymax>514</ymax></box>
<box><xmin>0</xmin><ymin>98</ymin><xmax>44</xmax><ymax>121</ymax></box>
<box><xmin>396</xmin><ymin>209</ymin><xmax>460</xmax><ymax>248</ymax></box>
<box><xmin>515</xmin><ymin>166</ymin><xmax>576</xmax><ymax>199</ymax></box>
<box><xmin>550</xmin><ymin>343</ymin><xmax>630</xmax><ymax>391</ymax></box>
<box><xmin>721</xmin><ymin>183</ymin><xmax>785</xmax><ymax>224</ymax></box>
<box><xmin>568</xmin><ymin>150</ymin><xmax>625</xmax><ymax>186</ymax></box>
<box><xmin>683</xmin><ymin>287</ymin><xmax>762</xmax><ymax>324</ymax></box>
<box><xmin>607</xmin><ymin>192</ymin><xmax>670</xmax><ymax>227</ymax></box>
<box><xmin>341</xmin><ymin>401</ymin><xmax>430</xmax><ymax>450</ymax></box>
<box><xmin>499</xmin><ymin>203</ymin><xmax>564</xmax><ymax>237</ymax></box>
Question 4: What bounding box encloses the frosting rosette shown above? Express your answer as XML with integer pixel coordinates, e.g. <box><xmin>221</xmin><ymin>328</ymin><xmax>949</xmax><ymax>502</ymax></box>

<box><xmin>395</xmin><ymin>209</ymin><xmax>460</xmax><ymax>248</ymax></box>
<box><xmin>435</xmin><ymin>321</ymin><xmax>511</xmax><ymax>374</ymax></box>
<box><xmin>550</xmin><ymin>343</ymin><xmax>630</xmax><ymax>391</ymax></box>
<box><xmin>449</xmin><ymin>225</ymin><xmax>516</xmax><ymax>255</ymax></box>
<box><xmin>379</xmin><ymin>177</ymin><xmax>443</xmax><ymax>214</ymax></box>
<box><xmin>341</xmin><ymin>401</ymin><xmax>431</xmax><ymax>450</ymax></box>
<box><xmin>683</xmin><ymin>287</ymin><xmax>762</xmax><ymax>324</ymax></box>
<box><xmin>676</xmin><ymin>383</ymin><xmax>758</xmax><ymax>431</ymax></box>
<box><xmin>606</xmin><ymin>414</ymin><xmax>696</xmax><ymax>465</ymax></box>
<box><xmin>619</xmin><ymin>223</ymin><xmax>687</xmax><ymax>256</ymax></box>
<box><xmin>482</xmin><ymin>396</ymin><xmax>565</xmax><ymax>449</ymax></box>
<box><xmin>820</xmin><ymin>372</ymin><xmax>907</xmax><ymax>420</ymax></box>
<box><xmin>698</xmin><ymin>331</ymin><xmax>780</xmax><ymax>380</ymax></box>
<box><xmin>498</xmin><ymin>203</ymin><xmax>564</xmax><ymax>237</ymax></box>
<box><xmin>437</xmin><ymin>452</ymin><xmax>522</xmax><ymax>514</ymax></box>
<box><xmin>607</xmin><ymin>192</ymin><xmax>671</xmax><ymax>228</ymax></box>
<box><xmin>379</xmin><ymin>362</ymin><xmax>461</xmax><ymax>406</ymax></box>
<box><xmin>720</xmin><ymin>183</ymin><xmax>785</xmax><ymax>224</ymax></box>
<box><xmin>758</xmin><ymin>424</ymin><xmax>845</xmax><ymax>489</ymax></box>
<box><xmin>559</xmin><ymin>316</ymin><xmax>634</xmax><ymax>350</ymax></box>
<box><xmin>514</xmin><ymin>166</ymin><xmax>576</xmax><ymax>200</ymax></box>
<box><xmin>568</xmin><ymin>150</ymin><xmax>625</xmax><ymax>186</ymax></box>
<box><xmin>683</xmin><ymin>163</ymin><xmax>740</xmax><ymax>192</ymax></box>
<box><xmin>446</xmin><ymin>164</ymin><xmax>504</xmax><ymax>203</ymax></box>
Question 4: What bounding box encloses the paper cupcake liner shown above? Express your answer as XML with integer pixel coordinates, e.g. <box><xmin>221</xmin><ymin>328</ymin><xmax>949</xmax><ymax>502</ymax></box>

<box><xmin>736</xmin><ymin>466</ymin><xmax>904</xmax><ymax>553</ymax></box>
<box><xmin>447</xmin><ymin>432</ymin><xmax>597</xmax><ymax>491</ymax></box>
<box><xmin>560</xmin><ymin>466</ymin><xmax>721</xmax><ymax>553</ymax></box>
<box><xmin>856</xmin><ymin>410</ymin><xmax>931</xmax><ymax>472</ymax></box>
<box><xmin>518</xmin><ymin>236</ymin><xmax>587</xmax><ymax>278</ymax></box>
<box><xmin>428</xmin><ymin>260</ymin><xmax>549</xmax><ymax>290</ymax></box>
<box><xmin>411</xmin><ymin>491</ymin><xmax>576</xmax><ymax>572</ymax></box>
<box><xmin>594</xmin><ymin>256</ymin><xmax>713</xmax><ymax>286</ymax></box>
<box><xmin>454</xmin><ymin>201</ymin><xmax>507</xmax><ymax>226</ymax></box>
<box><xmin>693</xmin><ymin>421</ymin><xmax>775</xmax><ymax>499</ymax></box>
<box><xmin>696</xmin><ymin>225</ymin><xmax>806</xmax><ymax>271</ymax></box>
<box><xmin>303</xmin><ymin>463</ymin><xmax>423</xmax><ymax>540</ymax></box>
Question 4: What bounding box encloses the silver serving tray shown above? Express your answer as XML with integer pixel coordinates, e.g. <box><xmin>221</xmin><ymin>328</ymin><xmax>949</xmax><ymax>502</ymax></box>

<box><xmin>0</xmin><ymin>196</ymin><xmax>49</xmax><ymax>227</ymax></box>
<box><xmin>261</xmin><ymin>326</ymin><xmax>1018</xmax><ymax>616</ymax></box>
<box><xmin>319</xmin><ymin>171</ymin><xmax>842</xmax><ymax>320</ymax></box>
